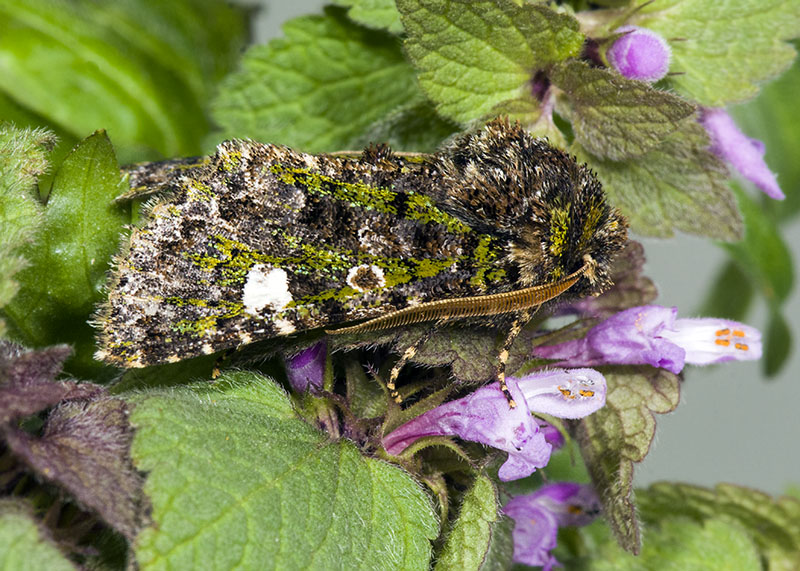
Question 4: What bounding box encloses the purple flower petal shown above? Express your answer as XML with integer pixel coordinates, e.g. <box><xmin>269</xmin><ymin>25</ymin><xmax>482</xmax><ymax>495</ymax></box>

<box><xmin>383</xmin><ymin>378</ymin><xmax>551</xmax><ymax>481</ymax></box>
<box><xmin>515</xmin><ymin>368</ymin><xmax>607</xmax><ymax>419</ymax></box>
<box><xmin>535</xmin><ymin>305</ymin><xmax>762</xmax><ymax>373</ymax></box>
<box><xmin>536</xmin><ymin>419</ymin><xmax>565</xmax><ymax>450</ymax></box>
<box><xmin>504</xmin><ymin>482</ymin><xmax>601</xmax><ymax>569</ymax></box>
<box><xmin>700</xmin><ymin>108</ymin><xmax>784</xmax><ymax>200</ymax></box>
<box><xmin>284</xmin><ymin>341</ymin><xmax>326</xmax><ymax>394</ymax></box>
<box><xmin>607</xmin><ymin>26</ymin><xmax>671</xmax><ymax>82</ymax></box>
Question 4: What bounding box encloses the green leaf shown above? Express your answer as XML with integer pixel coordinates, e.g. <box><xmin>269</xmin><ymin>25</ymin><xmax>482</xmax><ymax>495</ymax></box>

<box><xmin>355</xmin><ymin>100</ymin><xmax>459</xmax><ymax>153</ymax></box>
<box><xmin>764</xmin><ymin>310</ymin><xmax>792</xmax><ymax>376</ymax></box>
<box><xmin>723</xmin><ymin>187</ymin><xmax>793</xmax><ymax>306</ymax></box>
<box><xmin>636</xmin><ymin>483</ymin><xmax>800</xmax><ymax>570</ymax></box>
<box><xmin>592</xmin><ymin>517</ymin><xmax>761</xmax><ymax>571</ymax></box>
<box><xmin>435</xmin><ymin>475</ymin><xmax>511</xmax><ymax>571</ymax></box>
<box><xmin>129</xmin><ymin>371</ymin><xmax>438</xmax><ymax>570</ymax></box>
<box><xmin>577</xmin><ymin>121</ymin><xmax>743</xmax><ymax>240</ymax></box>
<box><xmin>211</xmin><ymin>7</ymin><xmax>420</xmax><ymax>153</ymax></box>
<box><xmin>0</xmin><ymin>499</ymin><xmax>75</xmax><ymax>571</ymax></box>
<box><xmin>0</xmin><ymin>0</ymin><xmax>246</xmax><ymax>160</ymax></box>
<box><xmin>698</xmin><ymin>261</ymin><xmax>754</xmax><ymax>321</ymax></box>
<box><xmin>331</xmin><ymin>0</ymin><xmax>403</xmax><ymax>33</ymax></box>
<box><xmin>552</xmin><ymin>60</ymin><xmax>695</xmax><ymax>160</ymax></box>
<box><xmin>638</xmin><ymin>0</ymin><xmax>800</xmax><ymax>106</ymax></box>
<box><xmin>0</xmin><ymin>124</ymin><xmax>55</xmax><ymax>337</ymax></box>
<box><xmin>1</xmin><ymin>131</ymin><xmax>129</xmax><ymax>379</ymax></box>
<box><xmin>397</xmin><ymin>0</ymin><xmax>583</xmax><ymax>125</ymax></box>
<box><xmin>572</xmin><ymin>366</ymin><xmax>680</xmax><ymax>554</ymax></box>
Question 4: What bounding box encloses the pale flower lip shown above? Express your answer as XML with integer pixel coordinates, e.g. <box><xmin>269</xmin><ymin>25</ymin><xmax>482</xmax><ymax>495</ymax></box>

<box><xmin>382</xmin><ymin>368</ymin><xmax>607</xmax><ymax>482</ymax></box>
<box><xmin>699</xmin><ymin>107</ymin><xmax>785</xmax><ymax>200</ymax></box>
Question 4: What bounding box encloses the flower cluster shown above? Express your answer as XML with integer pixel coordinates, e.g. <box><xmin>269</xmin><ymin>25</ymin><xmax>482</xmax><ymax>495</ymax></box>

<box><xmin>605</xmin><ymin>25</ymin><xmax>784</xmax><ymax>200</ymax></box>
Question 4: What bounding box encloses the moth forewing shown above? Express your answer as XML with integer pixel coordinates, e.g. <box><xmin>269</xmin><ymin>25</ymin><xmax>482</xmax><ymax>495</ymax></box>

<box><xmin>96</xmin><ymin>119</ymin><xmax>627</xmax><ymax>400</ymax></box>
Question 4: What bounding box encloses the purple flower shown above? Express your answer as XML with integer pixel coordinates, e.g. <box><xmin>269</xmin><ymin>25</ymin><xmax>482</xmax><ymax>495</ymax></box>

<box><xmin>383</xmin><ymin>368</ymin><xmax>606</xmax><ymax>481</ymax></box>
<box><xmin>606</xmin><ymin>26</ymin><xmax>671</xmax><ymax>82</ymax></box>
<box><xmin>284</xmin><ymin>341</ymin><xmax>326</xmax><ymax>394</ymax></box>
<box><xmin>504</xmin><ymin>482</ymin><xmax>601</xmax><ymax>570</ymax></box>
<box><xmin>535</xmin><ymin>305</ymin><xmax>762</xmax><ymax>373</ymax></box>
<box><xmin>700</xmin><ymin>108</ymin><xmax>784</xmax><ymax>200</ymax></box>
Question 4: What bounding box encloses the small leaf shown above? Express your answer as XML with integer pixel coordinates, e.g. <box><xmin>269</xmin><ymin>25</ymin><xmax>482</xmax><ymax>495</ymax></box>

<box><xmin>129</xmin><ymin>371</ymin><xmax>438</xmax><ymax>570</ymax></box>
<box><xmin>435</xmin><ymin>474</ymin><xmax>508</xmax><ymax>571</ymax></box>
<box><xmin>0</xmin><ymin>499</ymin><xmax>75</xmax><ymax>571</ymax></box>
<box><xmin>722</xmin><ymin>186</ymin><xmax>794</xmax><ymax>306</ymax></box>
<box><xmin>638</xmin><ymin>0</ymin><xmax>800</xmax><ymax>106</ymax></box>
<box><xmin>397</xmin><ymin>0</ymin><xmax>583</xmax><ymax>124</ymax></box>
<box><xmin>698</xmin><ymin>261</ymin><xmax>754</xmax><ymax>322</ymax></box>
<box><xmin>331</xmin><ymin>0</ymin><xmax>403</xmax><ymax>33</ymax></box>
<box><xmin>4</xmin><ymin>398</ymin><xmax>144</xmax><ymax>540</ymax></box>
<box><xmin>571</xmin><ymin>366</ymin><xmax>680</xmax><ymax>554</ymax></box>
<box><xmin>637</xmin><ymin>482</ymin><xmax>800</xmax><ymax>570</ymax></box>
<box><xmin>355</xmin><ymin>99</ymin><xmax>459</xmax><ymax>153</ymax></box>
<box><xmin>552</xmin><ymin>60</ymin><xmax>695</xmax><ymax>160</ymax></box>
<box><xmin>0</xmin><ymin>0</ymin><xmax>247</xmax><ymax>159</ymax></box>
<box><xmin>592</xmin><ymin>517</ymin><xmax>761</xmax><ymax>571</ymax></box>
<box><xmin>1</xmin><ymin>131</ymin><xmax>129</xmax><ymax>378</ymax></box>
<box><xmin>211</xmin><ymin>7</ymin><xmax>419</xmax><ymax>152</ymax></box>
<box><xmin>764</xmin><ymin>310</ymin><xmax>792</xmax><ymax>376</ymax></box>
<box><xmin>577</xmin><ymin>121</ymin><xmax>742</xmax><ymax>240</ymax></box>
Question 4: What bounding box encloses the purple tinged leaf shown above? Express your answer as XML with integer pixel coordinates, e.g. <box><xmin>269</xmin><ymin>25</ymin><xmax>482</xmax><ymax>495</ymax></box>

<box><xmin>606</xmin><ymin>26</ymin><xmax>671</xmax><ymax>83</ymax></box>
<box><xmin>535</xmin><ymin>305</ymin><xmax>761</xmax><ymax>372</ymax></box>
<box><xmin>284</xmin><ymin>341</ymin><xmax>326</xmax><ymax>394</ymax></box>
<box><xmin>3</xmin><ymin>399</ymin><xmax>144</xmax><ymax>540</ymax></box>
<box><xmin>503</xmin><ymin>482</ymin><xmax>601</xmax><ymax>569</ymax></box>
<box><xmin>0</xmin><ymin>342</ymin><xmax>103</xmax><ymax>424</ymax></box>
<box><xmin>699</xmin><ymin>108</ymin><xmax>785</xmax><ymax>200</ymax></box>
<box><xmin>383</xmin><ymin>369</ymin><xmax>606</xmax><ymax>481</ymax></box>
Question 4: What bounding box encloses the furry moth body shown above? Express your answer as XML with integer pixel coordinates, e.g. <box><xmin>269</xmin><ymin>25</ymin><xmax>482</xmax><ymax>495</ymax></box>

<box><xmin>96</xmin><ymin>120</ymin><xmax>627</xmax><ymax>403</ymax></box>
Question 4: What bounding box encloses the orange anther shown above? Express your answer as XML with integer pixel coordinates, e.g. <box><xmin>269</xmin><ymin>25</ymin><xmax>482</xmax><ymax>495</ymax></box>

<box><xmin>715</xmin><ymin>339</ymin><xmax>730</xmax><ymax>346</ymax></box>
<box><xmin>715</xmin><ymin>328</ymin><xmax>730</xmax><ymax>336</ymax></box>
<box><xmin>558</xmin><ymin>386</ymin><xmax>575</xmax><ymax>399</ymax></box>
<box><xmin>567</xmin><ymin>505</ymin><xmax>583</xmax><ymax>515</ymax></box>
<box><xmin>579</xmin><ymin>389</ymin><xmax>595</xmax><ymax>398</ymax></box>
<box><xmin>733</xmin><ymin>329</ymin><xmax>745</xmax><ymax>337</ymax></box>
<box><xmin>735</xmin><ymin>343</ymin><xmax>749</xmax><ymax>351</ymax></box>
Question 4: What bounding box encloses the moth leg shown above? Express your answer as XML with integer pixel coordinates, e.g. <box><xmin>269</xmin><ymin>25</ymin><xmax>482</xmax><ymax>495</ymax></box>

<box><xmin>496</xmin><ymin>310</ymin><xmax>532</xmax><ymax>409</ymax></box>
<box><xmin>387</xmin><ymin>327</ymin><xmax>438</xmax><ymax>404</ymax></box>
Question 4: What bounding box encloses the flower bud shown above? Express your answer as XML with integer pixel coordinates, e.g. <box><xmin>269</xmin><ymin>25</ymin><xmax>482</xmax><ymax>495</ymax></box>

<box><xmin>607</xmin><ymin>25</ymin><xmax>671</xmax><ymax>82</ymax></box>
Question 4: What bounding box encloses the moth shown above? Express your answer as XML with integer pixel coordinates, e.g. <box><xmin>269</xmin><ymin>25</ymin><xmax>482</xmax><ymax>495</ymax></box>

<box><xmin>96</xmin><ymin>119</ymin><xmax>627</xmax><ymax>406</ymax></box>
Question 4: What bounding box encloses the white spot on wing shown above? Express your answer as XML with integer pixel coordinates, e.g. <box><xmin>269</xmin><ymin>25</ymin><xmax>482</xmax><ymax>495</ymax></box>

<box><xmin>346</xmin><ymin>264</ymin><xmax>386</xmax><ymax>292</ymax></box>
<box><xmin>243</xmin><ymin>264</ymin><xmax>293</xmax><ymax>316</ymax></box>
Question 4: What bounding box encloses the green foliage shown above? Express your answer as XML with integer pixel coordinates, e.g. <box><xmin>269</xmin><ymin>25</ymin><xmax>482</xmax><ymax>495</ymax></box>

<box><xmin>0</xmin><ymin>125</ymin><xmax>55</xmax><ymax>337</ymax></box>
<box><xmin>577</xmin><ymin>122</ymin><xmax>742</xmax><ymax>240</ymax></box>
<box><xmin>0</xmin><ymin>0</ymin><xmax>246</xmax><ymax>163</ymax></box>
<box><xmin>0</xmin><ymin>499</ymin><xmax>74</xmax><ymax>571</ymax></box>
<box><xmin>129</xmin><ymin>371</ymin><xmax>438</xmax><ymax>570</ymax></box>
<box><xmin>637</xmin><ymin>483</ymin><xmax>800</xmax><ymax>569</ymax></box>
<box><xmin>211</xmin><ymin>7</ymin><xmax>419</xmax><ymax>152</ymax></box>
<box><xmin>573</xmin><ymin>367</ymin><xmax>681</xmax><ymax>554</ymax></box>
<box><xmin>435</xmin><ymin>475</ymin><xmax>512</xmax><ymax>570</ymax></box>
<box><xmin>398</xmin><ymin>0</ymin><xmax>584</xmax><ymax>124</ymax></box>
<box><xmin>551</xmin><ymin>61</ymin><xmax>695</xmax><ymax>160</ymax></box>
<box><xmin>639</xmin><ymin>0</ymin><xmax>800</xmax><ymax>106</ymax></box>
<box><xmin>0</xmin><ymin>132</ymin><xmax>128</xmax><ymax>378</ymax></box>
<box><xmin>331</xmin><ymin>0</ymin><xmax>403</xmax><ymax>33</ymax></box>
